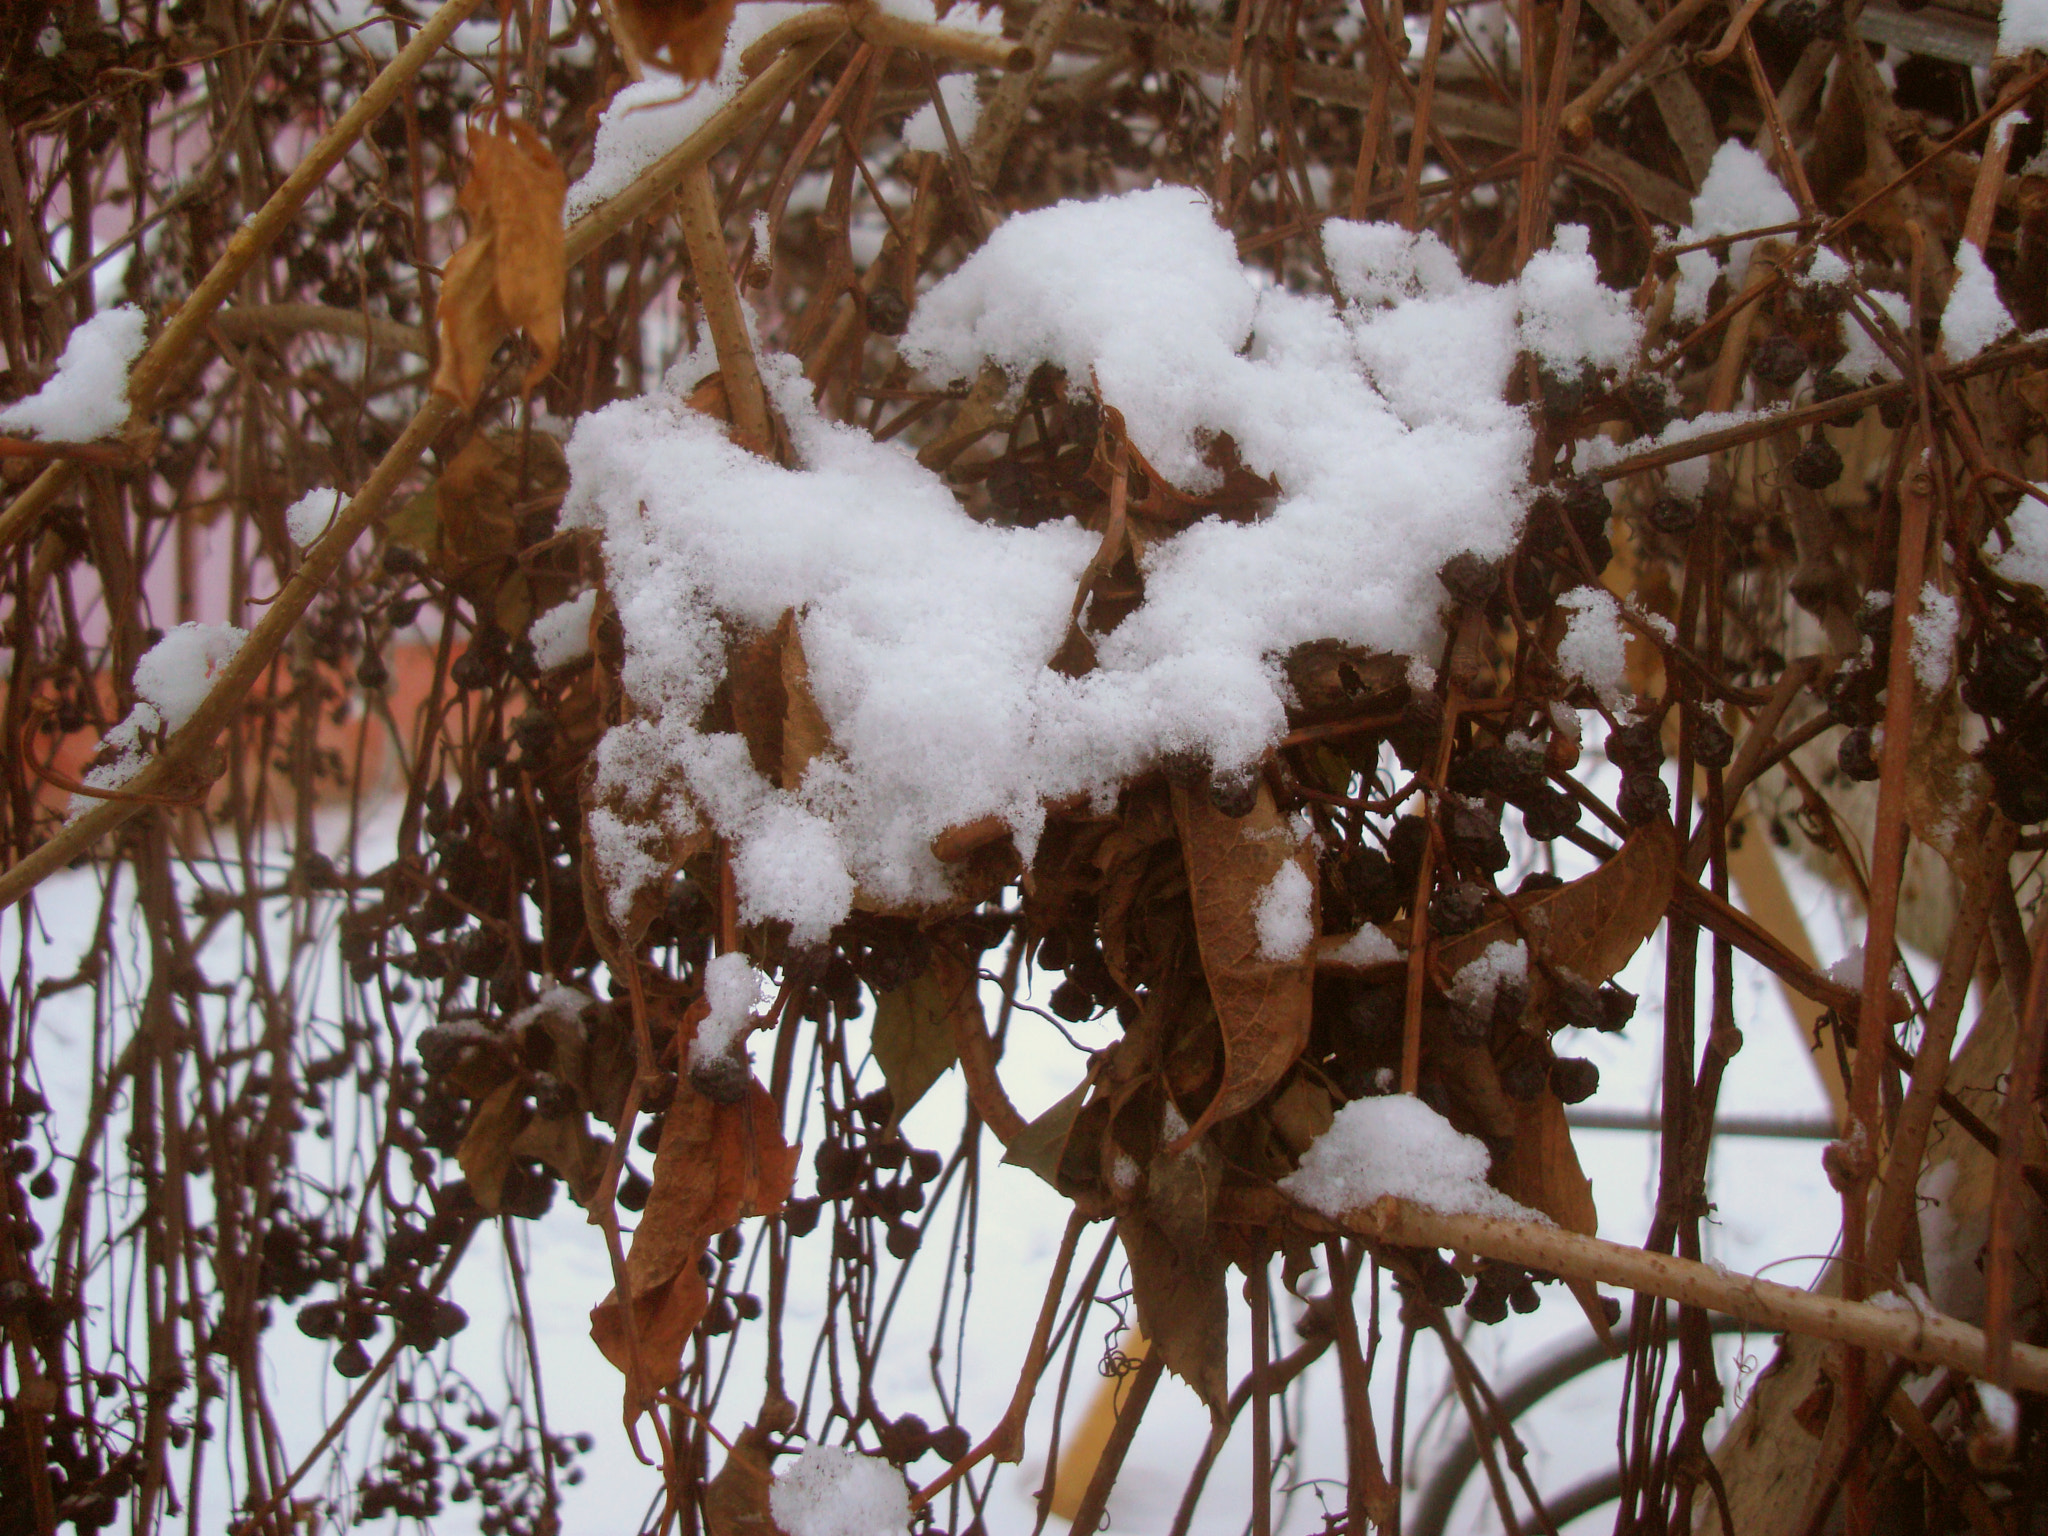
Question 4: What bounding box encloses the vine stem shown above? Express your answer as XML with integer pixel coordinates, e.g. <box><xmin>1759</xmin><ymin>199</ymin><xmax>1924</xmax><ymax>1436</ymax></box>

<box><xmin>1340</xmin><ymin>1196</ymin><xmax>2048</xmax><ymax>1392</ymax></box>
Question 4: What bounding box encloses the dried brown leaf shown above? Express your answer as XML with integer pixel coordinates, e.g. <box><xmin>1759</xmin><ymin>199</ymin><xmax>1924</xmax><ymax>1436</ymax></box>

<box><xmin>1168</xmin><ymin>778</ymin><xmax>1317</xmax><ymax>1148</ymax></box>
<box><xmin>591</xmin><ymin>1077</ymin><xmax>798</xmax><ymax>1405</ymax></box>
<box><xmin>432</xmin><ymin>119</ymin><xmax>566</xmax><ymax>407</ymax></box>
<box><xmin>870</xmin><ymin>966</ymin><xmax>959</xmax><ymax>1119</ymax></box>
<box><xmin>1438</xmin><ymin>819</ymin><xmax>1678</xmax><ymax>984</ymax></box>
<box><xmin>456</xmin><ymin>1079</ymin><xmax>526</xmax><ymax>1214</ymax></box>
<box><xmin>616</xmin><ymin>0</ymin><xmax>739</xmax><ymax>82</ymax></box>
<box><xmin>1120</xmin><ymin>1139</ymin><xmax>1229</xmax><ymax>1413</ymax></box>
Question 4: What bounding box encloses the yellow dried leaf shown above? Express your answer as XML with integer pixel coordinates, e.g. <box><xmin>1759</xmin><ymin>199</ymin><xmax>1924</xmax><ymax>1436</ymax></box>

<box><xmin>432</xmin><ymin>119</ymin><xmax>567</xmax><ymax>407</ymax></box>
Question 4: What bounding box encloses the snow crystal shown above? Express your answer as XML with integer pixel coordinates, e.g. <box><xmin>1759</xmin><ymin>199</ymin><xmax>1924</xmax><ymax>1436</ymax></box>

<box><xmin>1279</xmin><ymin>1093</ymin><xmax>1541</xmax><ymax>1221</ymax></box>
<box><xmin>563</xmin><ymin>6</ymin><xmax>813</xmax><ymax>221</ymax></box>
<box><xmin>134</xmin><ymin>622</ymin><xmax>247</xmax><ymax>731</ymax></box>
<box><xmin>285</xmin><ymin>486</ymin><xmax>341</xmax><ymax>550</ymax></box>
<box><xmin>769</xmin><ymin>1444</ymin><xmax>911</xmax><ymax>1536</ymax></box>
<box><xmin>1328</xmin><ymin>923</ymin><xmax>1400</xmax><ymax>965</ymax></box>
<box><xmin>1446</xmin><ymin>938</ymin><xmax>1527</xmax><ymax>1017</ymax></box>
<box><xmin>1840</xmin><ymin>290</ymin><xmax>1912</xmax><ymax>383</ymax></box>
<box><xmin>691</xmin><ymin>951</ymin><xmax>767</xmax><ymax>1068</ymax></box>
<box><xmin>1669</xmin><ymin>145</ymin><xmax>1800</xmax><ymax>325</ymax></box>
<box><xmin>1254</xmin><ymin>860</ymin><xmax>1315</xmax><ymax>961</ymax></box>
<box><xmin>2000</xmin><ymin>0</ymin><xmax>2048</xmax><ymax>54</ymax></box>
<box><xmin>1989</xmin><ymin>494</ymin><xmax>2048</xmax><ymax>592</ymax></box>
<box><xmin>1941</xmin><ymin>243</ymin><xmax>2014</xmax><ymax>362</ymax></box>
<box><xmin>0</xmin><ymin>305</ymin><xmax>146</xmax><ymax>442</ymax></box>
<box><xmin>530</xmin><ymin>590</ymin><xmax>596</xmax><ymax>670</ymax></box>
<box><xmin>1556</xmin><ymin>586</ymin><xmax>1632</xmax><ymax>710</ymax></box>
<box><xmin>568</xmin><ymin>189</ymin><xmax>1638</xmax><ymax>939</ymax></box>
<box><xmin>1909</xmin><ymin>584</ymin><xmax>1958</xmax><ymax>692</ymax></box>
<box><xmin>902</xmin><ymin>73</ymin><xmax>981</xmax><ymax>153</ymax></box>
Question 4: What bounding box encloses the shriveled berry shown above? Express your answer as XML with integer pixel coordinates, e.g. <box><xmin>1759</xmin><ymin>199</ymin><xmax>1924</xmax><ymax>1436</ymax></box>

<box><xmin>1690</xmin><ymin>713</ymin><xmax>1734</xmax><ymax>770</ymax></box>
<box><xmin>1617</xmin><ymin>772</ymin><xmax>1671</xmax><ymax>827</ymax></box>
<box><xmin>1855</xmin><ymin>592</ymin><xmax>1893</xmax><ymax>646</ymax></box>
<box><xmin>1837</xmin><ymin>726</ymin><xmax>1881</xmax><ymax>782</ymax></box>
<box><xmin>1419</xmin><ymin>1250</ymin><xmax>1467</xmax><ymax>1309</ymax></box>
<box><xmin>1509</xmin><ymin>1280</ymin><xmax>1542</xmax><ymax>1314</ymax></box>
<box><xmin>1989</xmin><ymin>748</ymin><xmax>2048</xmax><ymax>824</ymax></box>
<box><xmin>865</xmin><ymin>288</ymin><xmax>911</xmax><ymax>336</ymax></box>
<box><xmin>1963</xmin><ymin>637</ymin><xmax>2037</xmax><ymax>719</ymax></box>
<box><xmin>1598</xmin><ymin>983</ymin><xmax>1638</xmax><ymax>1032</ymax></box>
<box><xmin>702</xmin><ymin>1298</ymin><xmax>737</xmax><ymax>1335</ymax></box>
<box><xmin>1208</xmin><ymin>769</ymin><xmax>1259</xmax><ymax>818</ymax></box>
<box><xmin>690</xmin><ymin>1050</ymin><xmax>750</xmax><ymax>1106</ymax></box>
<box><xmin>297</xmin><ymin>1300</ymin><xmax>342</xmax><ymax>1340</ymax></box>
<box><xmin>1389</xmin><ymin>693</ymin><xmax>1444</xmax><ymax>772</ymax></box>
<box><xmin>1788</xmin><ymin>438</ymin><xmax>1844</xmax><ymax>490</ymax></box>
<box><xmin>1749</xmin><ymin>335</ymin><xmax>1808</xmax><ymax>389</ymax></box>
<box><xmin>1813</xmin><ymin>368</ymin><xmax>1862</xmax><ymax>423</ymax></box>
<box><xmin>886</xmin><ymin>1221</ymin><xmax>922</xmax><ymax>1259</ymax></box>
<box><xmin>908</xmin><ymin>1148</ymin><xmax>944</xmax><ymax>1184</ymax></box>
<box><xmin>1550</xmin><ymin>1057</ymin><xmax>1600</xmax><ymax>1104</ymax></box>
<box><xmin>29</xmin><ymin>1169</ymin><xmax>56</xmax><ymax>1199</ymax></box>
<box><xmin>1517</xmin><ymin>870</ymin><xmax>1565</xmax><ymax>895</ymax></box>
<box><xmin>815</xmin><ymin>1143</ymin><xmax>862</xmax><ymax>1200</ymax></box>
<box><xmin>930</xmin><ymin>1425</ymin><xmax>972</xmax><ymax>1463</ymax></box>
<box><xmin>734</xmin><ymin>1292</ymin><xmax>763</xmax><ymax>1321</ymax></box>
<box><xmin>1445</xmin><ymin>801</ymin><xmax>1510</xmax><ymax>875</ymax></box>
<box><xmin>1521</xmin><ymin>788</ymin><xmax>1579</xmax><ymax>843</ymax></box>
<box><xmin>617</xmin><ymin>1168</ymin><xmax>652</xmax><ymax>1212</ymax></box>
<box><xmin>1386</xmin><ymin>816</ymin><xmax>1429</xmax><ymax>891</ymax></box>
<box><xmin>1823</xmin><ymin>666</ymin><xmax>1882</xmax><ymax>728</ymax></box>
<box><xmin>1552</xmin><ymin>976</ymin><xmax>1605</xmax><ymax>1033</ymax></box>
<box><xmin>1049</xmin><ymin>977</ymin><xmax>1097</xmax><ymax>1022</ymax></box>
<box><xmin>783</xmin><ymin>1196</ymin><xmax>822</xmax><ymax>1236</ymax></box>
<box><xmin>334</xmin><ymin>1340</ymin><xmax>372</xmax><ymax>1379</ymax></box>
<box><xmin>1879</xmin><ymin>394</ymin><xmax>1913</xmax><ymax>430</ymax></box>
<box><xmin>1439</xmin><ymin>552</ymin><xmax>1501</xmax><ymax>606</ymax></box>
<box><xmin>1606</xmin><ymin>719</ymin><xmax>1664</xmax><ymax>774</ymax></box>
<box><xmin>1428</xmin><ymin>882</ymin><xmax>1488</xmax><ymax>936</ymax></box>
<box><xmin>1465</xmin><ymin>1285</ymin><xmax>1509</xmax><ymax>1325</ymax></box>
<box><xmin>1342</xmin><ymin>847</ymin><xmax>1403</xmax><ymax>925</ymax></box>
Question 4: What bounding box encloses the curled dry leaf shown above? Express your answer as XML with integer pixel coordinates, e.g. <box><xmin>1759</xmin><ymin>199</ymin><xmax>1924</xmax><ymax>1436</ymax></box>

<box><xmin>615</xmin><ymin>0</ymin><xmax>739</xmax><ymax>82</ymax></box>
<box><xmin>590</xmin><ymin>1077</ymin><xmax>799</xmax><ymax>1409</ymax></box>
<box><xmin>1167</xmin><ymin>777</ymin><xmax>1317</xmax><ymax>1149</ymax></box>
<box><xmin>432</xmin><ymin>118</ymin><xmax>566</xmax><ymax>408</ymax></box>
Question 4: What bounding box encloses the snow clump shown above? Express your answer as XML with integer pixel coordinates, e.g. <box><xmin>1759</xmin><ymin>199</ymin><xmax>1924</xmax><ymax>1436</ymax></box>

<box><xmin>1253</xmin><ymin>860</ymin><xmax>1316</xmax><ymax>961</ymax></box>
<box><xmin>1987</xmin><ymin>495</ymin><xmax>2048</xmax><ymax>594</ymax></box>
<box><xmin>1940</xmin><ymin>244</ymin><xmax>2015</xmax><ymax>362</ymax></box>
<box><xmin>70</xmin><ymin>622</ymin><xmax>247</xmax><ymax>817</ymax></box>
<box><xmin>1668</xmin><ymin>144</ymin><xmax>1799</xmax><ymax>325</ymax></box>
<box><xmin>0</xmin><ymin>305</ymin><xmax>147</xmax><ymax>442</ymax></box>
<box><xmin>1280</xmin><ymin>1093</ymin><xmax>1540</xmax><ymax>1220</ymax></box>
<box><xmin>1555</xmin><ymin>585</ymin><xmax>1633</xmax><ymax>710</ymax></box>
<box><xmin>690</xmin><ymin>951</ymin><xmax>767</xmax><ymax>1069</ymax></box>
<box><xmin>902</xmin><ymin>73</ymin><xmax>981</xmax><ymax>152</ymax></box>
<box><xmin>768</xmin><ymin>1444</ymin><xmax>911</xmax><ymax>1536</ymax></box>
<box><xmin>564</xmin><ymin>187</ymin><xmax>1642</xmax><ymax>941</ymax></box>
<box><xmin>529</xmin><ymin>590</ymin><xmax>596</xmax><ymax>670</ymax></box>
<box><xmin>285</xmin><ymin>487</ymin><xmax>341</xmax><ymax>550</ymax></box>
